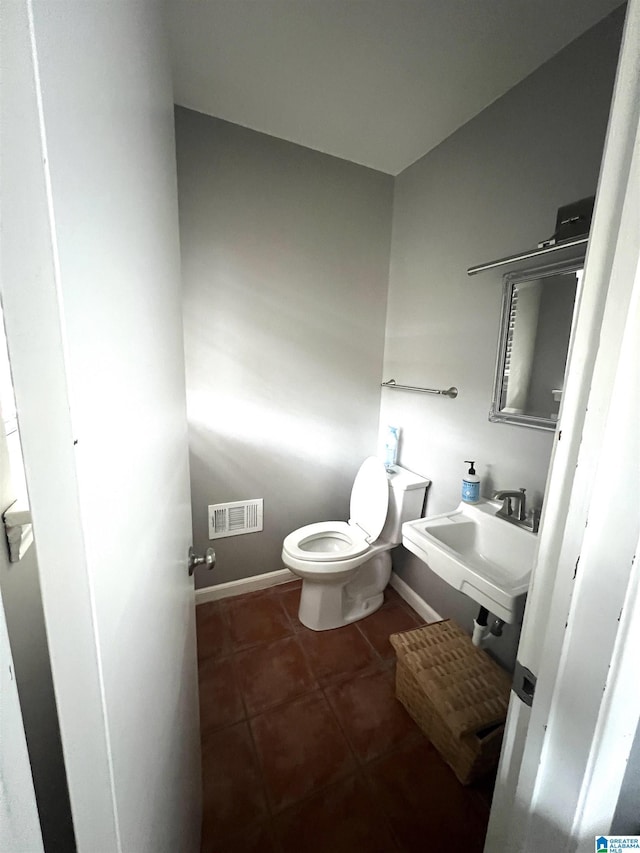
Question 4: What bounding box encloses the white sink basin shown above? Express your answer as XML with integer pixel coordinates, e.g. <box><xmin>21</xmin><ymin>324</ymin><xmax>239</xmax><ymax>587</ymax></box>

<box><xmin>402</xmin><ymin>499</ymin><xmax>537</xmax><ymax>623</ymax></box>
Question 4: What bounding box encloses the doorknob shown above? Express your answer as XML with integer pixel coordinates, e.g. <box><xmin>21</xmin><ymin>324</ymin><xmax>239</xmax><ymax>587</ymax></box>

<box><xmin>188</xmin><ymin>546</ymin><xmax>215</xmax><ymax>576</ymax></box>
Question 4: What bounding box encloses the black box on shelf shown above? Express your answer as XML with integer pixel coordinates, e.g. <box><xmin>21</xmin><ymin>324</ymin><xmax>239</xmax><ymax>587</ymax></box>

<box><xmin>553</xmin><ymin>195</ymin><xmax>595</xmax><ymax>244</ymax></box>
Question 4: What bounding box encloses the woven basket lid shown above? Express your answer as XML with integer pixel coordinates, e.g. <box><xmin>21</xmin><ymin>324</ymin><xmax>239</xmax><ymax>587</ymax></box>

<box><xmin>392</xmin><ymin>620</ymin><xmax>511</xmax><ymax>739</ymax></box>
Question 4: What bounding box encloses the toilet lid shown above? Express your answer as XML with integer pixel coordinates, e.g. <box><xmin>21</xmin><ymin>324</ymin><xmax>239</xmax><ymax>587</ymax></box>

<box><xmin>349</xmin><ymin>457</ymin><xmax>389</xmax><ymax>542</ymax></box>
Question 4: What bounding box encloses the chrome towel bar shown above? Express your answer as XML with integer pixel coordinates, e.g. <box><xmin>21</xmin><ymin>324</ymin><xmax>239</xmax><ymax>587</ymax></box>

<box><xmin>381</xmin><ymin>379</ymin><xmax>458</xmax><ymax>398</ymax></box>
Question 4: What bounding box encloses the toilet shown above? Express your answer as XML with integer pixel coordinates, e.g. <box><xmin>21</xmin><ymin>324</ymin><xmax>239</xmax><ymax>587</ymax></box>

<box><xmin>282</xmin><ymin>457</ymin><xmax>430</xmax><ymax>631</ymax></box>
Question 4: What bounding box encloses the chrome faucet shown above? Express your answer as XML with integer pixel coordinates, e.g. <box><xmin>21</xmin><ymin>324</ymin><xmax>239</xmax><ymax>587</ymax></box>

<box><xmin>495</xmin><ymin>488</ymin><xmax>527</xmax><ymax>522</ymax></box>
<box><xmin>494</xmin><ymin>488</ymin><xmax>541</xmax><ymax>532</ymax></box>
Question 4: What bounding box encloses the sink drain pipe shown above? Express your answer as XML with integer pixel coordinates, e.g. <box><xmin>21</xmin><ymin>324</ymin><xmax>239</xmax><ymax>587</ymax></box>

<box><xmin>472</xmin><ymin>606</ymin><xmax>490</xmax><ymax>646</ymax></box>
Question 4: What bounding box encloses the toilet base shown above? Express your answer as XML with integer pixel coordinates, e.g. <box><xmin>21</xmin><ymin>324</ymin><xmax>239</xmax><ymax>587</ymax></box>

<box><xmin>298</xmin><ymin>584</ymin><xmax>384</xmax><ymax>631</ymax></box>
<box><xmin>296</xmin><ymin>550</ymin><xmax>392</xmax><ymax>631</ymax></box>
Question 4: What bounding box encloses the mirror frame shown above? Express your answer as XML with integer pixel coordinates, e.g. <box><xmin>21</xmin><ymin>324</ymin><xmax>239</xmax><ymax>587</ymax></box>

<box><xmin>489</xmin><ymin>251</ymin><xmax>586</xmax><ymax>431</ymax></box>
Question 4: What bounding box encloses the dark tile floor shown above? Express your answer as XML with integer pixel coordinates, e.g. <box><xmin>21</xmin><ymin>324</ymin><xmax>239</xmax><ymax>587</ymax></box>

<box><xmin>197</xmin><ymin>581</ymin><xmax>493</xmax><ymax>853</ymax></box>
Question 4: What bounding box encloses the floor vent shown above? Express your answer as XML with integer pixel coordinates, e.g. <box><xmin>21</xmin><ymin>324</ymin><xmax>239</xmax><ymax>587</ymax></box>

<box><xmin>208</xmin><ymin>499</ymin><xmax>263</xmax><ymax>540</ymax></box>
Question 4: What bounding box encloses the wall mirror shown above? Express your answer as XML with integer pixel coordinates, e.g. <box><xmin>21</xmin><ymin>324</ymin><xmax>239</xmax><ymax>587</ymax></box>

<box><xmin>490</xmin><ymin>254</ymin><xmax>585</xmax><ymax>430</ymax></box>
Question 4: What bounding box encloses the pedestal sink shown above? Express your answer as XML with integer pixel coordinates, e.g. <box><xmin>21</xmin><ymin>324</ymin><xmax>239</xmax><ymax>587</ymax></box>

<box><xmin>402</xmin><ymin>499</ymin><xmax>537</xmax><ymax>623</ymax></box>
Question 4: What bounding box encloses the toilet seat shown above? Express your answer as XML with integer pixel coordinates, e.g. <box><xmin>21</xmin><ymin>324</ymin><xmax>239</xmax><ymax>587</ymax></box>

<box><xmin>282</xmin><ymin>458</ymin><xmax>390</xmax><ymax>564</ymax></box>
<box><xmin>282</xmin><ymin>521</ymin><xmax>370</xmax><ymax>563</ymax></box>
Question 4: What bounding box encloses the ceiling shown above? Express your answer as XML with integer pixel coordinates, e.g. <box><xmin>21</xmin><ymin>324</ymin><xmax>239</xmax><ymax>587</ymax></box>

<box><xmin>167</xmin><ymin>0</ymin><xmax>622</xmax><ymax>175</ymax></box>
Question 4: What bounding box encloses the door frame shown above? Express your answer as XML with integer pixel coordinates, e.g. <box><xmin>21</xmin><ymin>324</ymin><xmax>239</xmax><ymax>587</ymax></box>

<box><xmin>486</xmin><ymin>1</ymin><xmax>640</xmax><ymax>847</ymax></box>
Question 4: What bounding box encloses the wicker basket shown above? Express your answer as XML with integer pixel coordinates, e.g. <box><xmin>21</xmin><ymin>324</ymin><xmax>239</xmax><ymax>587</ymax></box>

<box><xmin>390</xmin><ymin>619</ymin><xmax>511</xmax><ymax>785</ymax></box>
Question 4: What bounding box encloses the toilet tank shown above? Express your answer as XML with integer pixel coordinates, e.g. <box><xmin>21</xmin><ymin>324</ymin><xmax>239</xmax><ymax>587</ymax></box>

<box><xmin>379</xmin><ymin>464</ymin><xmax>430</xmax><ymax>545</ymax></box>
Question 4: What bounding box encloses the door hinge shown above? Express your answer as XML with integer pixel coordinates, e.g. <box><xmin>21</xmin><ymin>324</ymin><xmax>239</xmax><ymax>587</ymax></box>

<box><xmin>513</xmin><ymin>659</ymin><xmax>537</xmax><ymax>707</ymax></box>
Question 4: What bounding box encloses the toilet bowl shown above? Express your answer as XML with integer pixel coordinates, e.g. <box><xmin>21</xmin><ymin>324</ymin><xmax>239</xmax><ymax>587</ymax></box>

<box><xmin>282</xmin><ymin>457</ymin><xmax>429</xmax><ymax>631</ymax></box>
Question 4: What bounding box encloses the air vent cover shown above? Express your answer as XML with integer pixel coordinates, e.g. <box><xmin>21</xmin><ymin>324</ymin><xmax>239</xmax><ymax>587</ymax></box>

<box><xmin>208</xmin><ymin>499</ymin><xmax>263</xmax><ymax>540</ymax></box>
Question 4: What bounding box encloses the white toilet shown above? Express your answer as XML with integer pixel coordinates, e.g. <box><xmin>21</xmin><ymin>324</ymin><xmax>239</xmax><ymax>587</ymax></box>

<box><xmin>281</xmin><ymin>457</ymin><xmax>430</xmax><ymax>631</ymax></box>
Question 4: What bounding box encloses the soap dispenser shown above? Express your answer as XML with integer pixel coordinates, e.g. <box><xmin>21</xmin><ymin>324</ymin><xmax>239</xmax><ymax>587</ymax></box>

<box><xmin>462</xmin><ymin>461</ymin><xmax>480</xmax><ymax>504</ymax></box>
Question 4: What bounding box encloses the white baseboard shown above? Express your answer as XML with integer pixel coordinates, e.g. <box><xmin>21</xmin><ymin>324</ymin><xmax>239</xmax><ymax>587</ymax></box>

<box><xmin>195</xmin><ymin>567</ymin><xmax>442</xmax><ymax>623</ymax></box>
<box><xmin>195</xmin><ymin>568</ymin><xmax>296</xmax><ymax>605</ymax></box>
<box><xmin>390</xmin><ymin>571</ymin><xmax>442</xmax><ymax>624</ymax></box>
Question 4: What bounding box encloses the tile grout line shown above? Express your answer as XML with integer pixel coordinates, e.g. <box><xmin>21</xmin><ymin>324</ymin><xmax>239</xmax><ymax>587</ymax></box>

<box><xmin>356</xmin><ymin>764</ymin><xmax>407</xmax><ymax>853</ymax></box>
<box><xmin>319</xmin><ymin>680</ymin><xmax>361</xmax><ymax>769</ymax></box>
<box><xmin>242</xmin><ymin>711</ymin><xmax>283</xmax><ymax>852</ymax></box>
<box><xmin>308</xmin><ymin>599</ymin><xmax>430</xmax><ymax>851</ymax></box>
<box><xmin>223</xmin><ymin>588</ymin><xmax>370</xmax><ymax>830</ymax></box>
<box><xmin>200</xmin><ymin>608</ymin><xmax>324</xmax><ymax>732</ymax></box>
<box><xmin>232</xmin><ymin>594</ymin><xmax>326</xmax><ymax>721</ymax></box>
<box><xmin>222</xmin><ymin>587</ymin><xmax>360</xmax><ymax>848</ymax></box>
<box><xmin>247</xmin><ymin>687</ymin><xmax>365</xmax><ymax>846</ymax></box>
<box><xmin>277</xmin><ymin>768</ymin><xmax>406</xmax><ymax>852</ymax></box>
<box><xmin>198</xmin><ymin>585</ymin><xmax>477</xmax><ymax>851</ymax></box>
<box><xmin>199</xmin><ymin>593</ymin><xmax>283</xmax><ymax>851</ymax></box>
<box><xmin>198</xmin><ymin>592</ymin><xmax>419</xmax><ymax>730</ymax></box>
<box><xmin>353</xmin><ymin>617</ymin><xmax>387</xmax><ymax>664</ymax></box>
<box><xmin>225</xmin><ymin>591</ymin><xmax>288</xmax><ymax>836</ymax></box>
<box><xmin>321</xmin><ymin>675</ymin><xmax>429</xmax><ymax>772</ymax></box>
<box><xmin>319</xmin><ymin>677</ymin><xmax>409</xmax><ymax>853</ymax></box>
<box><xmin>281</xmin><ymin>623</ymin><xmax>373</xmax><ymax>823</ymax></box>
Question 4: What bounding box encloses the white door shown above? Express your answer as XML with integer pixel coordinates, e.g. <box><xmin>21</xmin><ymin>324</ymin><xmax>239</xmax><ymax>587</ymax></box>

<box><xmin>1</xmin><ymin>2</ymin><xmax>201</xmax><ymax>851</ymax></box>
<box><xmin>485</xmin><ymin>1</ymin><xmax>640</xmax><ymax>848</ymax></box>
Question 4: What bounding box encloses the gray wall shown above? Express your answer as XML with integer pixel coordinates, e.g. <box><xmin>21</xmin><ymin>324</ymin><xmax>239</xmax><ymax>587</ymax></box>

<box><xmin>175</xmin><ymin>109</ymin><xmax>394</xmax><ymax>586</ymax></box>
<box><xmin>612</xmin><ymin>718</ymin><xmax>640</xmax><ymax>834</ymax></box>
<box><xmin>0</xmin><ymin>425</ymin><xmax>73</xmax><ymax>850</ymax></box>
<box><xmin>381</xmin><ymin>8</ymin><xmax>624</xmax><ymax>669</ymax></box>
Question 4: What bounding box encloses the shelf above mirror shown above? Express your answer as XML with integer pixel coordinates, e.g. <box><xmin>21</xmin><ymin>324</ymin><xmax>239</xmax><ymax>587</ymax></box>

<box><xmin>467</xmin><ymin>237</ymin><xmax>588</xmax><ymax>276</ymax></box>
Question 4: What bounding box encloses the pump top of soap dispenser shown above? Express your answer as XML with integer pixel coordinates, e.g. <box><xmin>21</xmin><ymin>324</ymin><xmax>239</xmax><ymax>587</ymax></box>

<box><xmin>465</xmin><ymin>461</ymin><xmax>476</xmax><ymax>475</ymax></box>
